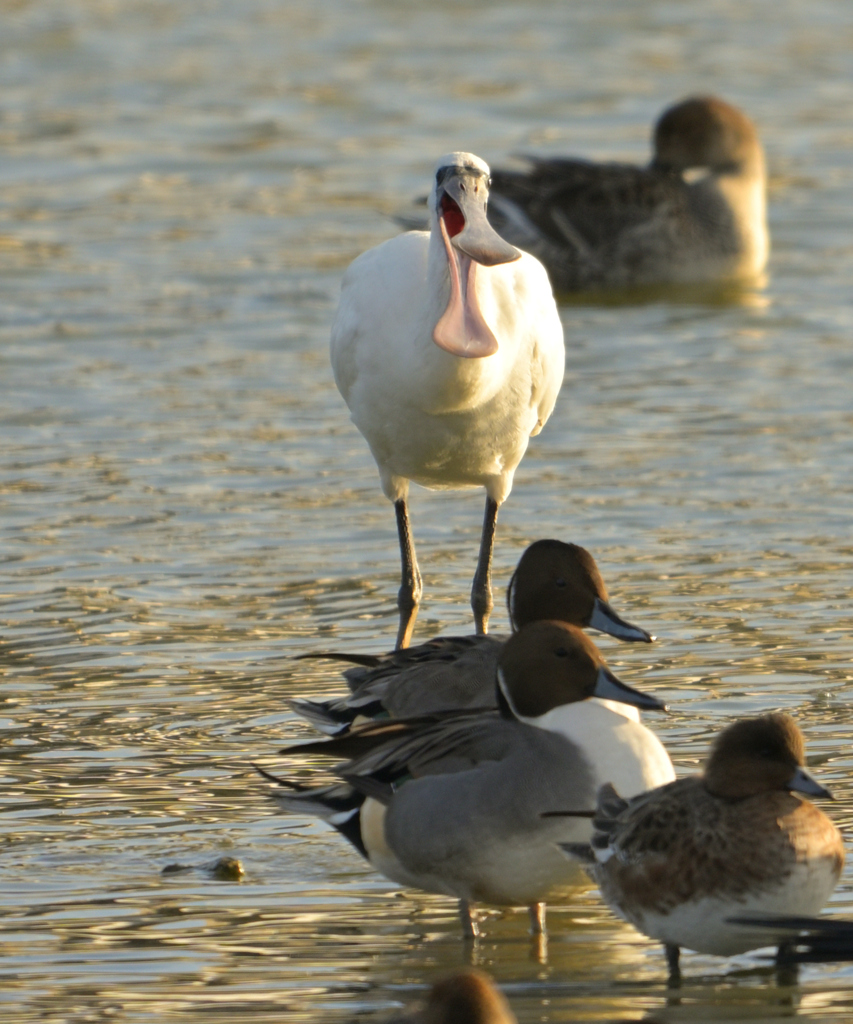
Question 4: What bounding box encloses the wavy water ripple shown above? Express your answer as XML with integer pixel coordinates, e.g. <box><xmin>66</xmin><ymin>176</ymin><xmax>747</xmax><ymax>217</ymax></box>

<box><xmin>2</xmin><ymin>0</ymin><xmax>853</xmax><ymax>1021</ymax></box>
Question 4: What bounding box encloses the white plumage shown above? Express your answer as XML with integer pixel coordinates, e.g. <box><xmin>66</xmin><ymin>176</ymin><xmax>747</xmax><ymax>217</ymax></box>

<box><xmin>331</xmin><ymin>152</ymin><xmax>565</xmax><ymax>646</ymax></box>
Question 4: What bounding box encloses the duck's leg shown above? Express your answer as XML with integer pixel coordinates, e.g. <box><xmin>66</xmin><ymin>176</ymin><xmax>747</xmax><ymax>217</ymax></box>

<box><xmin>528</xmin><ymin>902</ymin><xmax>548</xmax><ymax>962</ymax></box>
<box><xmin>394</xmin><ymin>499</ymin><xmax>423</xmax><ymax>650</ymax></box>
<box><xmin>458</xmin><ymin>899</ymin><xmax>480</xmax><ymax>941</ymax></box>
<box><xmin>471</xmin><ymin>496</ymin><xmax>499</xmax><ymax>635</ymax></box>
<box><xmin>665</xmin><ymin>944</ymin><xmax>682</xmax><ymax>988</ymax></box>
<box><xmin>528</xmin><ymin>902</ymin><xmax>546</xmax><ymax>935</ymax></box>
<box><xmin>775</xmin><ymin>940</ymin><xmax>800</xmax><ymax>987</ymax></box>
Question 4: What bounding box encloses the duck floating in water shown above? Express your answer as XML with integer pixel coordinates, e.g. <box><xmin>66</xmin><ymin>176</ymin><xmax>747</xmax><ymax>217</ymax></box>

<box><xmin>264</xmin><ymin>621</ymin><xmax>673</xmax><ymax>940</ymax></box>
<box><xmin>560</xmin><ymin>713</ymin><xmax>843</xmax><ymax>982</ymax></box>
<box><xmin>291</xmin><ymin>539</ymin><xmax>654</xmax><ymax>735</ymax></box>
<box><xmin>331</xmin><ymin>152</ymin><xmax>564</xmax><ymax>648</ymax></box>
<box><xmin>487</xmin><ymin>96</ymin><xmax>768</xmax><ymax>293</ymax></box>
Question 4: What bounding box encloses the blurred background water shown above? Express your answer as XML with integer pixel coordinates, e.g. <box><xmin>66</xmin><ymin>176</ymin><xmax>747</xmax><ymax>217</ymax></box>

<box><xmin>2</xmin><ymin>0</ymin><xmax>853</xmax><ymax>1020</ymax></box>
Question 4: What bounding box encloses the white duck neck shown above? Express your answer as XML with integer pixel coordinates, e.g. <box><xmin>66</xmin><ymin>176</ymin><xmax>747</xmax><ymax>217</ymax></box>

<box><xmin>516</xmin><ymin>698</ymin><xmax>675</xmax><ymax>797</ymax></box>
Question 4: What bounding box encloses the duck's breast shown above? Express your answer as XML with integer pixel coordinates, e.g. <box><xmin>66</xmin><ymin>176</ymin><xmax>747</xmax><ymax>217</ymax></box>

<box><xmin>533</xmin><ymin>699</ymin><xmax>675</xmax><ymax>797</ymax></box>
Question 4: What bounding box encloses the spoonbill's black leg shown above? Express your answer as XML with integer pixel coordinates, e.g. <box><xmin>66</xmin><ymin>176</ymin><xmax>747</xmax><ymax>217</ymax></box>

<box><xmin>471</xmin><ymin>496</ymin><xmax>499</xmax><ymax>635</ymax></box>
<box><xmin>394</xmin><ymin>499</ymin><xmax>422</xmax><ymax>649</ymax></box>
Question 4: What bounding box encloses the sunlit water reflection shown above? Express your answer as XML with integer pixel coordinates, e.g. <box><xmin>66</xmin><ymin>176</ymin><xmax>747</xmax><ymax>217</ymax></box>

<box><xmin>2</xmin><ymin>0</ymin><xmax>853</xmax><ymax>1020</ymax></box>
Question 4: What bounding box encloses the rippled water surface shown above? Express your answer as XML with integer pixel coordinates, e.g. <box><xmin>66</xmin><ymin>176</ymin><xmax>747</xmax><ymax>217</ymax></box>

<box><xmin>3</xmin><ymin>1</ymin><xmax>853</xmax><ymax>1020</ymax></box>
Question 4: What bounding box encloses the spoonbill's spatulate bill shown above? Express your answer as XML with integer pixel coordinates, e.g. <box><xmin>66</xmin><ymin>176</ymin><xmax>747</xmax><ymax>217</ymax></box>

<box><xmin>331</xmin><ymin>152</ymin><xmax>565</xmax><ymax>647</ymax></box>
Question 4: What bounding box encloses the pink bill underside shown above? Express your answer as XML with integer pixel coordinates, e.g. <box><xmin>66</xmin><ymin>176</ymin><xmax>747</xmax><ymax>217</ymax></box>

<box><xmin>432</xmin><ymin>215</ymin><xmax>500</xmax><ymax>358</ymax></box>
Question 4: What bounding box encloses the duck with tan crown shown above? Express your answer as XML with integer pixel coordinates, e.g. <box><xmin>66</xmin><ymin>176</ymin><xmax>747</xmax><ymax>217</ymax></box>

<box><xmin>261</xmin><ymin>620</ymin><xmax>674</xmax><ymax>940</ymax></box>
<box><xmin>291</xmin><ymin>539</ymin><xmax>654</xmax><ymax>735</ymax></box>
<box><xmin>560</xmin><ymin>713</ymin><xmax>843</xmax><ymax>981</ymax></box>
<box><xmin>486</xmin><ymin>96</ymin><xmax>768</xmax><ymax>292</ymax></box>
<box><xmin>387</xmin><ymin>969</ymin><xmax>517</xmax><ymax>1024</ymax></box>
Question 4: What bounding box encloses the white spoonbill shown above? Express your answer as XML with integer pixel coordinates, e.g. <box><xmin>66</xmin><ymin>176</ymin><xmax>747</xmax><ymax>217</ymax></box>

<box><xmin>331</xmin><ymin>152</ymin><xmax>565</xmax><ymax>647</ymax></box>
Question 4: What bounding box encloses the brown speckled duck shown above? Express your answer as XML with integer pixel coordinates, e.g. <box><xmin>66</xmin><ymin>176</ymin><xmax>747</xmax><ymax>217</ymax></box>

<box><xmin>488</xmin><ymin>96</ymin><xmax>768</xmax><ymax>293</ymax></box>
<box><xmin>561</xmin><ymin>713</ymin><xmax>843</xmax><ymax>979</ymax></box>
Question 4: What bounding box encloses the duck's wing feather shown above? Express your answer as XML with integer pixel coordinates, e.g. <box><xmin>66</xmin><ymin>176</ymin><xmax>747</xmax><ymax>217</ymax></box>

<box><xmin>357</xmin><ymin>637</ymin><xmax>503</xmax><ymax>717</ymax></box>
<box><xmin>280</xmin><ymin>715</ymin><xmax>448</xmax><ymax>761</ymax></box>
<box><xmin>489</xmin><ymin>159</ymin><xmax>691</xmax><ymax>254</ymax></box>
<box><xmin>280</xmin><ymin>708</ymin><xmax>502</xmax><ymax>761</ymax></box>
<box><xmin>342</xmin><ymin>634</ymin><xmax>495</xmax><ymax>692</ymax></box>
<box><xmin>299</xmin><ymin>634</ymin><xmax>489</xmax><ymax>693</ymax></box>
<box><xmin>281</xmin><ymin>710</ymin><xmax>514</xmax><ymax>802</ymax></box>
<box><xmin>342</xmin><ymin>713</ymin><xmax>514</xmax><ymax>787</ymax></box>
<box><xmin>291</xmin><ymin>635</ymin><xmax>503</xmax><ymax>731</ymax></box>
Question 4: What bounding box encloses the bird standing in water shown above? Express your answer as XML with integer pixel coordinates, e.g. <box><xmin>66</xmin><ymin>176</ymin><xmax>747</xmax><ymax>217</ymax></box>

<box><xmin>264</xmin><ymin>621</ymin><xmax>673</xmax><ymax>940</ymax></box>
<box><xmin>560</xmin><ymin>713</ymin><xmax>843</xmax><ymax>983</ymax></box>
<box><xmin>291</xmin><ymin>539</ymin><xmax>655</xmax><ymax>735</ymax></box>
<box><xmin>331</xmin><ymin>152</ymin><xmax>564</xmax><ymax>647</ymax></box>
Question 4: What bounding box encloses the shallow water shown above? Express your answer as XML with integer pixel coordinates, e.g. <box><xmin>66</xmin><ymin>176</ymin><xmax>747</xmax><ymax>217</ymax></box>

<box><xmin>3</xmin><ymin>0</ymin><xmax>853</xmax><ymax>1020</ymax></box>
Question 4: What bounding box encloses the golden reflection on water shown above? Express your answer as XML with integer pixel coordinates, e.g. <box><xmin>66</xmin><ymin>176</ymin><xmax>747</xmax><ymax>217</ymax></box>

<box><xmin>3</xmin><ymin>0</ymin><xmax>853</xmax><ymax>1020</ymax></box>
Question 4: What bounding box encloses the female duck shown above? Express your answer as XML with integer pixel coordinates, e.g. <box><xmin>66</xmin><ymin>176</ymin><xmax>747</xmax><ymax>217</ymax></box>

<box><xmin>488</xmin><ymin>96</ymin><xmax>768</xmax><ymax>292</ymax></box>
<box><xmin>562</xmin><ymin>713</ymin><xmax>843</xmax><ymax>979</ymax></box>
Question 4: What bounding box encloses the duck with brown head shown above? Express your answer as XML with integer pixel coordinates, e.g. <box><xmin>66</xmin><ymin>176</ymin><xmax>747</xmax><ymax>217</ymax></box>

<box><xmin>560</xmin><ymin>713</ymin><xmax>843</xmax><ymax>982</ymax></box>
<box><xmin>290</xmin><ymin>539</ymin><xmax>654</xmax><ymax>735</ymax></box>
<box><xmin>265</xmin><ymin>620</ymin><xmax>673</xmax><ymax>941</ymax></box>
<box><xmin>487</xmin><ymin>95</ymin><xmax>768</xmax><ymax>293</ymax></box>
<box><xmin>387</xmin><ymin>969</ymin><xmax>516</xmax><ymax>1024</ymax></box>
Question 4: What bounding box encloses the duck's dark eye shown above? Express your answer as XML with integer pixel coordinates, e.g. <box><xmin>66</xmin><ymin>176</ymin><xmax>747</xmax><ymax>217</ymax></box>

<box><xmin>554</xmin><ymin>577</ymin><xmax>567</xmax><ymax>588</ymax></box>
<box><xmin>554</xmin><ymin>647</ymin><xmax>568</xmax><ymax>658</ymax></box>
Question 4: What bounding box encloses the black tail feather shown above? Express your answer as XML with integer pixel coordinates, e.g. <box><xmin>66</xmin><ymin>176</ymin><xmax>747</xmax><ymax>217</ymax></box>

<box><xmin>288</xmin><ymin>696</ymin><xmax>385</xmax><ymax>736</ymax></box>
<box><xmin>728</xmin><ymin>914</ymin><xmax>853</xmax><ymax>964</ymax></box>
<box><xmin>295</xmin><ymin>651</ymin><xmax>382</xmax><ymax>668</ymax></box>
